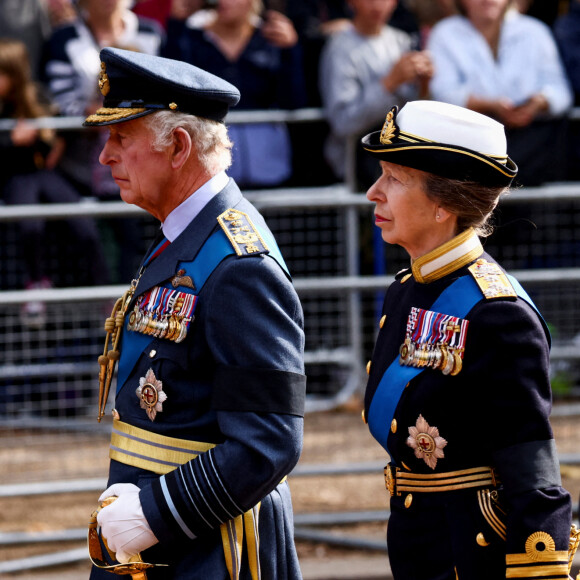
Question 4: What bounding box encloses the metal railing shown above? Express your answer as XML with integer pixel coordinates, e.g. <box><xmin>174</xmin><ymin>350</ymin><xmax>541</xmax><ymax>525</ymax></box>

<box><xmin>2</xmin><ymin>107</ymin><xmax>580</xmax><ymax>574</ymax></box>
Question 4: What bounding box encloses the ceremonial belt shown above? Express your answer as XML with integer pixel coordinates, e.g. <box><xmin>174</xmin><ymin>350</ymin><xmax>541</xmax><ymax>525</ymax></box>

<box><xmin>368</xmin><ymin>273</ymin><xmax>546</xmax><ymax>459</ymax></box>
<box><xmin>384</xmin><ymin>464</ymin><xmax>499</xmax><ymax>496</ymax></box>
<box><xmin>109</xmin><ymin>420</ymin><xmax>265</xmax><ymax>580</ymax></box>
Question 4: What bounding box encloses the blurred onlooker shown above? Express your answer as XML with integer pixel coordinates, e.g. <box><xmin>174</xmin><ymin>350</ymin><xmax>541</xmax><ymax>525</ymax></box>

<box><xmin>163</xmin><ymin>0</ymin><xmax>307</xmax><ymax>189</ymax></box>
<box><xmin>0</xmin><ymin>38</ymin><xmax>109</xmax><ymax>325</ymax></box>
<box><xmin>318</xmin><ymin>0</ymin><xmax>433</xmax><ymax>189</ymax></box>
<box><xmin>554</xmin><ymin>0</ymin><xmax>580</xmax><ymax>102</ymax></box>
<box><xmin>0</xmin><ymin>0</ymin><xmax>52</xmax><ymax>81</ymax></box>
<box><xmin>405</xmin><ymin>0</ymin><xmax>457</xmax><ymax>47</ymax></box>
<box><xmin>42</xmin><ymin>0</ymin><xmax>164</xmax><ymax>281</ymax></box>
<box><xmin>514</xmin><ymin>0</ymin><xmax>563</xmax><ymax>26</ymax></box>
<box><xmin>131</xmin><ymin>0</ymin><xmax>173</xmax><ymax>29</ymax></box>
<box><xmin>427</xmin><ymin>0</ymin><xmax>573</xmax><ymax>186</ymax></box>
<box><xmin>45</xmin><ymin>0</ymin><xmax>78</xmax><ymax>28</ymax></box>
<box><xmin>554</xmin><ymin>0</ymin><xmax>580</xmax><ymax>179</ymax></box>
<box><xmin>285</xmin><ymin>0</ymin><xmax>352</xmax><ymax>107</ymax></box>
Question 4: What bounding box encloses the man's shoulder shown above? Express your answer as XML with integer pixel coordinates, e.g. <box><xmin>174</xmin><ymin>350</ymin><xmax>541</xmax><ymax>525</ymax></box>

<box><xmin>322</xmin><ymin>25</ymin><xmax>361</xmax><ymax>54</ymax></box>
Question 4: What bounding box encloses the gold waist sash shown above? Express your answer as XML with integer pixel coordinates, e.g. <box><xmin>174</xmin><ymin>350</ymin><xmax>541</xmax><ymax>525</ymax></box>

<box><xmin>109</xmin><ymin>419</ymin><xmax>262</xmax><ymax>580</ymax></box>
<box><xmin>385</xmin><ymin>465</ymin><xmax>498</xmax><ymax>496</ymax></box>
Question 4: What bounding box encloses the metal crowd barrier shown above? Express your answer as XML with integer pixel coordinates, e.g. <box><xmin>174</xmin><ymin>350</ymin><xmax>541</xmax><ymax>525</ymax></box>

<box><xmin>2</xmin><ymin>108</ymin><xmax>580</xmax><ymax>575</ymax></box>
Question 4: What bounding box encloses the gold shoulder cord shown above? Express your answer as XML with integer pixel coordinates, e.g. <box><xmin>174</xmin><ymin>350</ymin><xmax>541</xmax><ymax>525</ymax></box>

<box><xmin>97</xmin><ymin>278</ymin><xmax>139</xmax><ymax>422</ymax></box>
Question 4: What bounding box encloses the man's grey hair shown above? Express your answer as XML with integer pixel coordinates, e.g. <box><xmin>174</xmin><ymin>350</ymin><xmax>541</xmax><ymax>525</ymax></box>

<box><xmin>144</xmin><ymin>111</ymin><xmax>233</xmax><ymax>174</ymax></box>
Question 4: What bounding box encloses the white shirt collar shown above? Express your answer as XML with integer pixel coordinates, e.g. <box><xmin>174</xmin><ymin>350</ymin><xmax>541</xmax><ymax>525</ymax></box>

<box><xmin>162</xmin><ymin>171</ymin><xmax>229</xmax><ymax>242</ymax></box>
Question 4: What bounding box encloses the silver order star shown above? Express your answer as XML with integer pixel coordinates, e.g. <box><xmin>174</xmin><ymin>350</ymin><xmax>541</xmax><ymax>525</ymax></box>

<box><xmin>136</xmin><ymin>368</ymin><xmax>167</xmax><ymax>421</ymax></box>
<box><xmin>407</xmin><ymin>414</ymin><xmax>448</xmax><ymax>469</ymax></box>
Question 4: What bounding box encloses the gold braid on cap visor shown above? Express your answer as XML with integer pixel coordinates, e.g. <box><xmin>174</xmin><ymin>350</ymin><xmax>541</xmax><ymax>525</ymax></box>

<box><xmin>367</xmin><ymin>110</ymin><xmax>514</xmax><ymax>179</ymax></box>
<box><xmin>85</xmin><ymin>107</ymin><xmax>147</xmax><ymax>124</ymax></box>
<box><xmin>363</xmin><ymin>142</ymin><xmax>516</xmax><ymax>179</ymax></box>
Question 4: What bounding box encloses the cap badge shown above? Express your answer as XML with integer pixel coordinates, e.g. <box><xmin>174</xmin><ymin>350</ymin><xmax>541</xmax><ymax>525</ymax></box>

<box><xmin>407</xmin><ymin>414</ymin><xmax>447</xmax><ymax>469</ymax></box>
<box><xmin>379</xmin><ymin>107</ymin><xmax>397</xmax><ymax>145</ymax></box>
<box><xmin>98</xmin><ymin>62</ymin><xmax>110</xmax><ymax>96</ymax></box>
<box><xmin>169</xmin><ymin>102</ymin><xmax>178</xmax><ymax>110</ymax></box>
<box><xmin>136</xmin><ymin>368</ymin><xmax>167</xmax><ymax>421</ymax></box>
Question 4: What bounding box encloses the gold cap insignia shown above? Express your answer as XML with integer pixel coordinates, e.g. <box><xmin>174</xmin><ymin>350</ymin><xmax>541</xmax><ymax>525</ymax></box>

<box><xmin>98</xmin><ymin>62</ymin><xmax>110</xmax><ymax>96</ymax></box>
<box><xmin>169</xmin><ymin>102</ymin><xmax>178</xmax><ymax>110</ymax></box>
<box><xmin>379</xmin><ymin>108</ymin><xmax>397</xmax><ymax>145</ymax></box>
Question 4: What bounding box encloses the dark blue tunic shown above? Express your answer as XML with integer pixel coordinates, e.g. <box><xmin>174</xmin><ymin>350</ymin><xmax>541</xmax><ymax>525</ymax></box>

<box><xmin>364</xmin><ymin>237</ymin><xmax>572</xmax><ymax>580</ymax></box>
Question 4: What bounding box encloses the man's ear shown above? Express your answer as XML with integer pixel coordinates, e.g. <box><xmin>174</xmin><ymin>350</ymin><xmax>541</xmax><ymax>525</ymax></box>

<box><xmin>171</xmin><ymin>127</ymin><xmax>193</xmax><ymax>170</ymax></box>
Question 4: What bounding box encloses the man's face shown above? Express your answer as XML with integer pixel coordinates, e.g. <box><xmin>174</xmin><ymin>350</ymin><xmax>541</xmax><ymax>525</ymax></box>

<box><xmin>99</xmin><ymin>116</ymin><xmax>173</xmax><ymax>221</ymax></box>
<box><xmin>350</xmin><ymin>0</ymin><xmax>397</xmax><ymax>25</ymax></box>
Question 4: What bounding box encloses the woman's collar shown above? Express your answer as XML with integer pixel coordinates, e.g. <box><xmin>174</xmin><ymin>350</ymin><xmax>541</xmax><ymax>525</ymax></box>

<box><xmin>411</xmin><ymin>228</ymin><xmax>483</xmax><ymax>284</ymax></box>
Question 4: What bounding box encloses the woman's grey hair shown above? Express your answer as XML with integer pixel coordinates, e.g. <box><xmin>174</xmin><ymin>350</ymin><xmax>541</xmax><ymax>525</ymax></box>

<box><xmin>144</xmin><ymin>111</ymin><xmax>233</xmax><ymax>174</ymax></box>
<box><xmin>423</xmin><ymin>173</ymin><xmax>508</xmax><ymax>237</ymax></box>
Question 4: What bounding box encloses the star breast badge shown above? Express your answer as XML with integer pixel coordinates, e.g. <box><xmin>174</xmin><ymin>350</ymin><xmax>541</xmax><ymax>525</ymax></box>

<box><xmin>136</xmin><ymin>368</ymin><xmax>167</xmax><ymax>421</ymax></box>
<box><xmin>407</xmin><ymin>414</ymin><xmax>448</xmax><ymax>469</ymax></box>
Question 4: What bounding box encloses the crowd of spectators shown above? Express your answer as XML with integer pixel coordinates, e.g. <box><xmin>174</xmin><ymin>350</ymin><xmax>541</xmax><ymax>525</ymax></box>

<box><xmin>1</xmin><ymin>0</ymin><xmax>579</xmax><ymax>320</ymax></box>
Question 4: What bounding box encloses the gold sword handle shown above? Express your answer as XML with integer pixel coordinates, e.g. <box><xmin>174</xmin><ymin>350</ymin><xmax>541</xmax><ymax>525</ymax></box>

<box><xmin>88</xmin><ymin>496</ymin><xmax>160</xmax><ymax>579</ymax></box>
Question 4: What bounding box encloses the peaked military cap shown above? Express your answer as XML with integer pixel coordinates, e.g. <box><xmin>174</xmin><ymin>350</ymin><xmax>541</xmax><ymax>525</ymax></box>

<box><xmin>361</xmin><ymin>100</ymin><xmax>518</xmax><ymax>187</ymax></box>
<box><xmin>84</xmin><ymin>47</ymin><xmax>240</xmax><ymax>127</ymax></box>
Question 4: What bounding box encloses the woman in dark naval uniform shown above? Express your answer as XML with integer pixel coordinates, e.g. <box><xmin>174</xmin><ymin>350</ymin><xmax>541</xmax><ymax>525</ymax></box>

<box><xmin>361</xmin><ymin>100</ymin><xmax>576</xmax><ymax>579</ymax></box>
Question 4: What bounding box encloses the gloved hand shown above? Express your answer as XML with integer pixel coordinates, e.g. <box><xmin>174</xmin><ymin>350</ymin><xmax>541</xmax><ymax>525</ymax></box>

<box><xmin>97</xmin><ymin>483</ymin><xmax>159</xmax><ymax>563</ymax></box>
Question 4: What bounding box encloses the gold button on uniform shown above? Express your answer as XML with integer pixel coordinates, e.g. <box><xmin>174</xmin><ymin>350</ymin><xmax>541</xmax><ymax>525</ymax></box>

<box><xmin>379</xmin><ymin>315</ymin><xmax>386</xmax><ymax>329</ymax></box>
<box><xmin>366</xmin><ymin>360</ymin><xmax>371</xmax><ymax>374</ymax></box>
<box><xmin>149</xmin><ymin>349</ymin><xmax>157</xmax><ymax>358</ymax></box>
<box><xmin>404</xmin><ymin>494</ymin><xmax>413</xmax><ymax>508</ymax></box>
<box><xmin>476</xmin><ymin>533</ymin><xmax>490</xmax><ymax>547</ymax></box>
<box><xmin>391</xmin><ymin>419</ymin><xmax>397</xmax><ymax>433</ymax></box>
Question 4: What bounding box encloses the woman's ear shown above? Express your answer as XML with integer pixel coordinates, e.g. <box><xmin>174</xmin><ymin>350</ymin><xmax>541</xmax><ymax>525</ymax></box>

<box><xmin>171</xmin><ymin>127</ymin><xmax>193</xmax><ymax>170</ymax></box>
<box><xmin>435</xmin><ymin>206</ymin><xmax>453</xmax><ymax>223</ymax></box>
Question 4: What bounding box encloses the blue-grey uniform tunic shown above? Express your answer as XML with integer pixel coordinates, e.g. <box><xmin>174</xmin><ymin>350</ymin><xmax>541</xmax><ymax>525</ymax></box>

<box><xmin>91</xmin><ymin>179</ymin><xmax>306</xmax><ymax>579</ymax></box>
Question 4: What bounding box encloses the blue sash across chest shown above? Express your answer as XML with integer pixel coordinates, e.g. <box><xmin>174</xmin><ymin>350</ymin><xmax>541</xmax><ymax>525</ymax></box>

<box><xmin>367</xmin><ymin>273</ymin><xmax>545</xmax><ymax>459</ymax></box>
<box><xmin>116</xmin><ymin>226</ymin><xmax>288</xmax><ymax>392</ymax></box>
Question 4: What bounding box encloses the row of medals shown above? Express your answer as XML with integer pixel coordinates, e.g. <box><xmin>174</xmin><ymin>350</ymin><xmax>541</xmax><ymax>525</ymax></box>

<box><xmin>127</xmin><ymin>296</ymin><xmax>191</xmax><ymax>343</ymax></box>
<box><xmin>399</xmin><ymin>337</ymin><xmax>463</xmax><ymax>376</ymax></box>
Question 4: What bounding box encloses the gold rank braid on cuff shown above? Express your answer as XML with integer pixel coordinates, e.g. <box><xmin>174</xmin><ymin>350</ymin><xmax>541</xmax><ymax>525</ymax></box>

<box><xmin>97</xmin><ymin>280</ymin><xmax>138</xmax><ymax>422</ymax></box>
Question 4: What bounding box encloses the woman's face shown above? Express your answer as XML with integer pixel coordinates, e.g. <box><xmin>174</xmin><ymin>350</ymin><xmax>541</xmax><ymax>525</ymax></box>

<box><xmin>215</xmin><ymin>0</ymin><xmax>255</xmax><ymax>24</ymax></box>
<box><xmin>366</xmin><ymin>161</ymin><xmax>444</xmax><ymax>259</ymax></box>
<box><xmin>83</xmin><ymin>0</ymin><xmax>128</xmax><ymax>17</ymax></box>
<box><xmin>460</xmin><ymin>0</ymin><xmax>510</xmax><ymax>23</ymax></box>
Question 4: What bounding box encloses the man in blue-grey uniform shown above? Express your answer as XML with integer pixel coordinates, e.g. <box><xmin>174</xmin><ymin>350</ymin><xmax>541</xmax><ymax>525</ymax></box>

<box><xmin>85</xmin><ymin>47</ymin><xmax>306</xmax><ymax>580</ymax></box>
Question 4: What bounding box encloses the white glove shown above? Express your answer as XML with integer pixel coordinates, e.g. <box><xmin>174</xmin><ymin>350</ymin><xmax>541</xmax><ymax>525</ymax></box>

<box><xmin>97</xmin><ymin>483</ymin><xmax>159</xmax><ymax>564</ymax></box>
